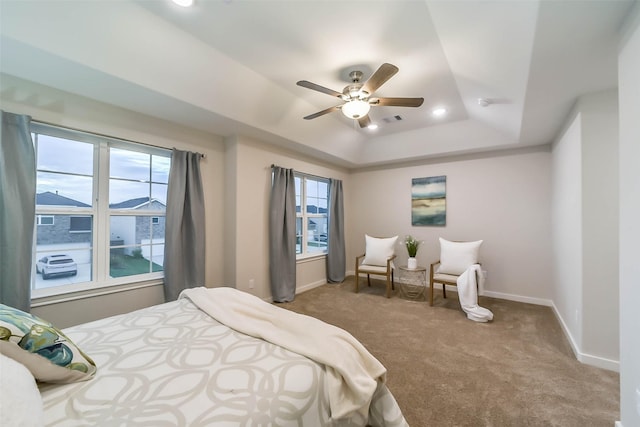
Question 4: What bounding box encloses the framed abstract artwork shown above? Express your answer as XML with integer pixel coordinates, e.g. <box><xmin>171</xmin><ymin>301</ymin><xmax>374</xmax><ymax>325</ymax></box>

<box><xmin>411</xmin><ymin>176</ymin><xmax>446</xmax><ymax>226</ymax></box>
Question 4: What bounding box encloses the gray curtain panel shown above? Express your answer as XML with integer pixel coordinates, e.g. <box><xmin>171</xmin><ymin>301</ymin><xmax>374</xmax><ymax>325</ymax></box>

<box><xmin>163</xmin><ymin>149</ymin><xmax>205</xmax><ymax>301</ymax></box>
<box><xmin>269</xmin><ymin>166</ymin><xmax>296</xmax><ymax>302</ymax></box>
<box><xmin>327</xmin><ymin>178</ymin><xmax>346</xmax><ymax>283</ymax></box>
<box><xmin>0</xmin><ymin>111</ymin><xmax>36</xmax><ymax>311</ymax></box>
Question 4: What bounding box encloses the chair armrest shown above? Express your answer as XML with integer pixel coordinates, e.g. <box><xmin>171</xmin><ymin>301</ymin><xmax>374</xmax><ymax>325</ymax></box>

<box><xmin>356</xmin><ymin>254</ymin><xmax>366</xmax><ymax>262</ymax></box>
<box><xmin>386</xmin><ymin>254</ymin><xmax>397</xmax><ymax>269</ymax></box>
<box><xmin>430</xmin><ymin>260</ymin><xmax>441</xmax><ymax>279</ymax></box>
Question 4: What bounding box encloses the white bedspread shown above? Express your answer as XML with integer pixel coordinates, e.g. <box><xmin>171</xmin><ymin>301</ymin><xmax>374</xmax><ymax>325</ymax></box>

<box><xmin>180</xmin><ymin>286</ymin><xmax>388</xmax><ymax>423</ymax></box>
<box><xmin>456</xmin><ymin>264</ymin><xmax>494</xmax><ymax>322</ymax></box>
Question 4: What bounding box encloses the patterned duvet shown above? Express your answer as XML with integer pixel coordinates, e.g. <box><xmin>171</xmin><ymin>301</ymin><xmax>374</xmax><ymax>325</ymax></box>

<box><xmin>38</xmin><ymin>298</ymin><xmax>407</xmax><ymax>426</ymax></box>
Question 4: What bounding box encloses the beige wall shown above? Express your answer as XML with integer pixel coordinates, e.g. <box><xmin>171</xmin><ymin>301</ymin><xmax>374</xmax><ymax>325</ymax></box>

<box><xmin>579</xmin><ymin>90</ymin><xmax>619</xmax><ymax>363</ymax></box>
<box><xmin>551</xmin><ymin>114</ymin><xmax>583</xmax><ymax>350</ymax></box>
<box><xmin>550</xmin><ymin>89</ymin><xmax>620</xmax><ymax>371</ymax></box>
<box><xmin>348</xmin><ymin>147</ymin><xmax>553</xmax><ymax>304</ymax></box>
<box><xmin>224</xmin><ymin>136</ymin><xmax>350</xmax><ymax>300</ymax></box>
<box><xmin>618</xmin><ymin>4</ymin><xmax>640</xmax><ymax>426</ymax></box>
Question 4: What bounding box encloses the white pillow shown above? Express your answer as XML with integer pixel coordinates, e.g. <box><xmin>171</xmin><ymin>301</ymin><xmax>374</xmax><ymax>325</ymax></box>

<box><xmin>0</xmin><ymin>353</ymin><xmax>44</xmax><ymax>427</ymax></box>
<box><xmin>362</xmin><ymin>235</ymin><xmax>398</xmax><ymax>266</ymax></box>
<box><xmin>438</xmin><ymin>238</ymin><xmax>483</xmax><ymax>275</ymax></box>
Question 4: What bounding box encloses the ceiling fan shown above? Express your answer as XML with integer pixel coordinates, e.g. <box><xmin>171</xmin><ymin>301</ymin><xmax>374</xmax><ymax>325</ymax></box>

<box><xmin>297</xmin><ymin>63</ymin><xmax>424</xmax><ymax>128</ymax></box>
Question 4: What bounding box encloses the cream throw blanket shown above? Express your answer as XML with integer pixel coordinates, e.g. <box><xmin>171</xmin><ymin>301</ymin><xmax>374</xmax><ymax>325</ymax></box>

<box><xmin>456</xmin><ymin>264</ymin><xmax>494</xmax><ymax>322</ymax></box>
<box><xmin>179</xmin><ymin>287</ymin><xmax>387</xmax><ymax>423</ymax></box>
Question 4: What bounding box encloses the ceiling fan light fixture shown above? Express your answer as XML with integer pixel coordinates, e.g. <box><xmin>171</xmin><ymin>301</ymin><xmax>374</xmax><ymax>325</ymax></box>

<box><xmin>172</xmin><ymin>0</ymin><xmax>194</xmax><ymax>7</ymax></box>
<box><xmin>341</xmin><ymin>99</ymin><xmax>370</xmax><ymax>119</ymax></box>
<box><xmin>432</xmin><ymin>107</ymin><xmax>447</xmax><ymax>117</ymax></box>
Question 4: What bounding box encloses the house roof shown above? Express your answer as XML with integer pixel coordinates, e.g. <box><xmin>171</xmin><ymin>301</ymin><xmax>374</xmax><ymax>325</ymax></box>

<box><xmin>37</xmin><ymin>192</ymin><xmax>165</xmax><ymax>210</ymax></box>
<box><xmin>109</xmin><ymin>197</ymin><xmax>166</xmax><ymax>210</ymax></box>
<box><xmin>36</xmin><ymin>191</ymin><xmax>90</xmax><ymax>208</ymax></box>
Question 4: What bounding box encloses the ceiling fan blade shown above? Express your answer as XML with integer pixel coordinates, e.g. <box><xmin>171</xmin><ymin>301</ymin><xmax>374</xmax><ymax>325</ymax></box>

<box><xmin>297</xmin><ymin>80</ymin><xmax>343</xmax><ymax>98</ymax></box>
<box><xmin>361</xmin><ymin>63</ymin><xmax>399</xmax><ymax>95</ymax></box>
<box><xmin>370</xmin><ymin>97</ymin><xmax>424</xmax><ymax>107</ymax></box>
<box><xmin>303</xmin><ymin>105</ymin><xmax>341</xmax><ymax>120</ymax></box>
<box><xmin>358</xmin><ymin>115</ymin><xmax>372</xmax><ymax>128</ymax></box>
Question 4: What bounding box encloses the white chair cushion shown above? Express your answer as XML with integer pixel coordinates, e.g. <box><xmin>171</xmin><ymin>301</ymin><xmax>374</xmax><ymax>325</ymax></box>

<box><xmin>437</xmin><ymin>238</ymin><xmax>483</xmax><ymax>275</ymax></box>
<box><xmin>432</xmin><ymin>272</ymin><xmax>461</xmax><ymax>283</ymax></box>
<box><xmin>362</xmin><ymin>235</ymin><xmax>398</xmax><ymax>267</ymax></box>
<box><xmin>358</xmin><ymin>264</ymin><xmax>393</xmax><ymax>274</ymax></box>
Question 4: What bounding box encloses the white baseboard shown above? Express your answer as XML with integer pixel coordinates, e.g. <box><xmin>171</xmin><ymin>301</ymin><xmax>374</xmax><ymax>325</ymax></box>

<box><xmin>482</xmin><ymin>289</ymin><xmax>553</xmax><ymax>307</ymax></box>
<box><xmin>615</xmin><ymin>421</ymin><xmax>623</xmax><ymax>427</ymax></box>
<box><xmin>295</xmin><ymin>279</ymin><xmax>327</xmax><ymax>295</ymax></box>
<box><xmin>549</xmin><ymin>301</ymin><xmax>620</xmax><ymax>372</ymax></box>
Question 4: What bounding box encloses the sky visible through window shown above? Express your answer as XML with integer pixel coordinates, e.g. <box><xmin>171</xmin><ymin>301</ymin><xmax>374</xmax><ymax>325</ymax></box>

<box><xmin>36</xmin><ymin>134</ymin><xmax>170</xmax><ymax>206</ymax></box>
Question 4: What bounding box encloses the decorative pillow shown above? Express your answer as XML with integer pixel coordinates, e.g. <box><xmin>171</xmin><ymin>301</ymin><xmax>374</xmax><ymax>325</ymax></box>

<box><xmin>362</xmin><ymin>235</ymin><xmax>398</xmax><ymax>266</ymax></box>
<box><xmin>0</xmin><ymin>353</ymin><xmax>44</xmax><ymax>427</ymax></box>
<box><xmin>0</xmin><ymin>303</ymin><xmax>96</xmax><ymax>383</ymax></box>
<box><xmin>437</xmin><ymin>238</ymin><xmax>483</xmax><ymax>275</ymax></box>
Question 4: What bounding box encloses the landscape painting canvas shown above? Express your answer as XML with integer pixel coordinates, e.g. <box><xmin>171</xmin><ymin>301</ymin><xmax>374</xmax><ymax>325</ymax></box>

<box><xmin>411</xmin><ymin>176</ymin><xmax>446</xmax><ymax>226</ymax></box>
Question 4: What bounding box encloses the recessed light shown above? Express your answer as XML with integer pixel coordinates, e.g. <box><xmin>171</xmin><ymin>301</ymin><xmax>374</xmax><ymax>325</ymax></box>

<box><xmin>172</xmin><ymin>0</ymin><xmax>194</xmax><ymax>7</ymax></box>
<box><xmin>367</xmin><ymin>123</ymin><xmax>379</xmax><ymax>130</ymax></box>
<box><xmin>432</xmin><ymin>107</ymin><xmax>447</xmax><ymax>117</ymax></box>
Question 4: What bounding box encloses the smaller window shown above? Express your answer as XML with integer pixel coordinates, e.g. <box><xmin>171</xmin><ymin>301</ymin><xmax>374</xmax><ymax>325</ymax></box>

<box><xmin>37</xmin><ymin>215</ymin><xmax>54</xmax><ymax>226</ymax></box>
<box><xmin>152</xmin><ymin>217</ymin><xmax>159</xmax><ymax>224</ymax></box>
<box><xmin>69</xmin><ymin>216</ymin><xmax>92</xmax><ymax>233</ymax></box>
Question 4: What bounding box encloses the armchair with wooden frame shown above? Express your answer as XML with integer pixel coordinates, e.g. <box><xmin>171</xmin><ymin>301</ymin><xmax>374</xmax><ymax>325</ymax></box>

<box><xmin>355</xmin><ymin>235</ymin><xmax>398</xmax><ymax>298</ymax></box>
<box><xmin>429</xmin><ymin>238</ymin><xmax>483</xmax><ymax>306</ymax></box>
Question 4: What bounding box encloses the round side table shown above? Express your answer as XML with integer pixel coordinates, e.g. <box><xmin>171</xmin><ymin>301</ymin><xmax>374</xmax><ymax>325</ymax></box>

<box><xmin>398</xmin><ymin>265</ymin><xmax>427</xmax><ymax>301</ymax></box>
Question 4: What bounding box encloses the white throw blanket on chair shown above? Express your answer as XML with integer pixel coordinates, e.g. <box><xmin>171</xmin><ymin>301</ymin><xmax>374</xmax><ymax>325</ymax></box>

<box><xmin>456</xmin><ymin>264</ymin><xmax>494</xmax><ymax>322</ymax></box>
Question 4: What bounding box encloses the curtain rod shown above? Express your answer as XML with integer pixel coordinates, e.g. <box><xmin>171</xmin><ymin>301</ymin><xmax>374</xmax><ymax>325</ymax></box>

<box><xmin>271</xmin><ymin>164</ymin><xmax>329</xmax><ymax>181</ymax></box>
<box><xmin>31</xmin><ymin>119</ymin><xmax>205</xmax><ymax>159</ymax></box>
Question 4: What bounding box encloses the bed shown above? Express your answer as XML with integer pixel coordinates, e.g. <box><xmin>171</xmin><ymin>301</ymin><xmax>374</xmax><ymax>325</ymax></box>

<box><xmin>0</xmin><ymin>287</ymin><xmax>408</xmax><ymax>426</ymax></box>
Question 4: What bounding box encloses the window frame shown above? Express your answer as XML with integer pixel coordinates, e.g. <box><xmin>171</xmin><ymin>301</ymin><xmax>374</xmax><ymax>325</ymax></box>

<box><xmin>295</xmin><ymin>173</ymin><xmax>329</xmax><ymax>259</ymax></box>
<box><xmin>31</xmin><ymin>122</ymin><xmax>171</xmax><ymax>300</ymax></box>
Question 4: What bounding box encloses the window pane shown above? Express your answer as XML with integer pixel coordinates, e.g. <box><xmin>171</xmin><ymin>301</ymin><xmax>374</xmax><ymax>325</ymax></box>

<box><xmin>307</xmin><ymin>217</ymin><xmax>327</xmax><ymax>253</ymax></box>
<box><xmin>295</xmin><ymin>177</ymin><xmax>301</xmax><ymax>213</ymax></box>
<box><xmin>110</xmin><ymin>148</ymin><xmax>150</xmax><ymax>181</ymax></box>
<box><xmin>37</xmin><ymin>172</ymin><xmax>93</xmax><ymax>207</ymax></box>
<box><xmin>296</xmin><ymin>217</ymin><xmax>302</xmax><ymax>254</ymax></box>
<box><xmin>110</xmin><ymin>216</ymin><xmax>164</xmax><ymax>278</ymax></box>
<box><xmin>151</xmin><ymin>183</ymin><xmax>168</xmax><ymax>206</ymax></box>
<box><xmin>69</xmin><ymin>216</ymin><xmax>92</xmax><ymax>232</ymax></box>
<box><xmin>34</xmin><ymin>214</ymin><xmax>93</xmax><ymax>289</ymax></box>
<box><xmin>36</xmin><ymin>135</ymin><xmax>93</xmax><ymax>175</ymax></box>
<box><xmin>151</xmin><ymin>155</ymin><xmax>170</xmax><ymax>183</ymax></box>
<box><xmin>109</xmin><ymin>180</ymin><xmax>151</xmax><ymax>207</ymax></box>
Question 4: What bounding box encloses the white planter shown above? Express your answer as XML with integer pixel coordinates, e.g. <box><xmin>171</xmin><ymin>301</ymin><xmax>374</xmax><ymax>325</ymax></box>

<box><xmin>407</xmin><ymin>257</ymin><xmax>417</xmax><ymax>269</ymax></box>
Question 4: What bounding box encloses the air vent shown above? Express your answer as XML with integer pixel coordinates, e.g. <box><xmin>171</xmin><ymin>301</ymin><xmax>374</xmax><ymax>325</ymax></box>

<box><xmin>381</xmin><ymin>115</ymin><xmax>403</xmax><ymax>123</ymax></box>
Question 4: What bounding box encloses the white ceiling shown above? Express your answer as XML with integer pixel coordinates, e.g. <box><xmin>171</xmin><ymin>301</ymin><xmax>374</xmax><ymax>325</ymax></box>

<box><xmin>0</xmin><ymin>0</ymin><xmax>634</xmax><ymax>168</ymax></box>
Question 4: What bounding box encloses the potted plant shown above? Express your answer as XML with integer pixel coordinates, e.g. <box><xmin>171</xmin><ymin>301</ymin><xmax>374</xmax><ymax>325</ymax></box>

<box><xmin>405</xmin><ymin>235</ymin><xmax>421</xmax><ymax>269</ymax></box>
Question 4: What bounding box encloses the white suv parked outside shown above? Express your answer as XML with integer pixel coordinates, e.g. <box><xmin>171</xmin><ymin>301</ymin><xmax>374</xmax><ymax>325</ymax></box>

<box><xmin>36</xmin><ymin>254</ymin><xmax>77</xmax><ymax>280</ymax></box>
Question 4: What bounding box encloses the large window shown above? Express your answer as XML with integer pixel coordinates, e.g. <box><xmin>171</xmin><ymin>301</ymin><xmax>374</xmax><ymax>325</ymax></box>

<box><xmin>31</xmin><ymin>123</ymin><xmax>171</xmax><ymax>297</ymax></box>
<box><xmin>295</xmin><ymin>174</ymin><xmax>328</xmax><ymax>256</ymax></box>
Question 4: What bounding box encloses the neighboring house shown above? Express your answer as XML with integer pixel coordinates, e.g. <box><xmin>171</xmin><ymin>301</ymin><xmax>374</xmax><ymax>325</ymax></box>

<box><xmin>36</xmin><ymin>192</ymin><xmax>91</xmax><ymax>246</ymax></box>
<box><xmin>109</xmin><ymin>196</ymin><xmax>166</xmax><ymax>248</ymax></box>
<box><xmin>37</xmin><ymin>192</ymin><xmax>166</xmax><ymax>255</ymax></box>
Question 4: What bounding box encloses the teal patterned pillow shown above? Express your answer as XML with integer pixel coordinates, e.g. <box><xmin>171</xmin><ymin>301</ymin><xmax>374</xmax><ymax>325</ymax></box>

<box><xmin>0</xmin><ymin>304</ymin><xmax>96</xmax><ymax>383</ymax></box>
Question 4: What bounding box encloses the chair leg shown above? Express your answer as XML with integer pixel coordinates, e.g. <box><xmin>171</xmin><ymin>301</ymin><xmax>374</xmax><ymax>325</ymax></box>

<box><xmin>442</xmin><ymin>284</ymin><xmax>447</xmax><ymax>299</ymax></box>
<box><xmin>367</xmin><ymin>274</ymin><xmax>371</xmax><ymax>287</ymax></box>
<box><xmin>429</xmin><ymin>282</ymin><xmax>434</xmax><ymax>306</ymax></box>
<box><xmin>386</xmin><ymin>276</ymin><xmax>391</xmax><ymax>298</ymax></box>
<box><xmin>391</xmin><ymin>270</ymin><xmax>395</xmax><ymax>290</ymax></box>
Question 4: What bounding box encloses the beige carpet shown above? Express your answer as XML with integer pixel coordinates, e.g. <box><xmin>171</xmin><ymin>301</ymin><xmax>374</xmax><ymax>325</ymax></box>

<box><xmin>279</xmin><ymin>276</ymin><xmax>619</xmax><ymax>427</ymax></box>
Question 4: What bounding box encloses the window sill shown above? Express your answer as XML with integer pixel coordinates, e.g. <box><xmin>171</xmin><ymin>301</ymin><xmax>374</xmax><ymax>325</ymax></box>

<box><xmin>296</xmin><ymin>253</ymin><xmax>327</xmax><ymax>264</ymax></box>
<box><xmin>31</xmin><ymin>279</ymin><xmax>163</xmax><ymax>308</ymax></box>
